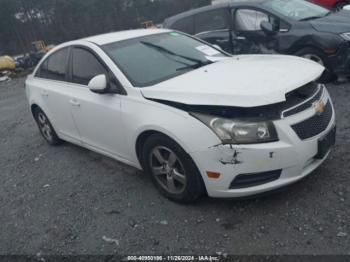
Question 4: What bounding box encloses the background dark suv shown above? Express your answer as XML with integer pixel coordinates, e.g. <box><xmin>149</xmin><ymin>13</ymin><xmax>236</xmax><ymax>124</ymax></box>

<box><xmin>164</xmin><ymin>0</ymin><xmax>350</xmax><ymax>81</ymax></box>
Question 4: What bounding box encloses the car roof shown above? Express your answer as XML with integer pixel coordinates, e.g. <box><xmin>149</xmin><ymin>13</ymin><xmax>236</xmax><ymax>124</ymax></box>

<box><xmin>83</xmin><ymin>29</ymin><xmax>172</xmax><ymax>45</ymax></box>
<box><xmin>164</xmin><ymin>0</ymin><xmax>268</xmax><ymax>26</ymax></box>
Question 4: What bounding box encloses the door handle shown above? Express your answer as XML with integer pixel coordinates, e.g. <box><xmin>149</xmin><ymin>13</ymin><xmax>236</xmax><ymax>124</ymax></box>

<box><xmin>216</xmin><ymin>39</ymin><xmax>229</xmax><ymax>44</ymax></box>
<box><xmin>70</xmin><ymin>99</ymin><xmax>80</xmax><ymax>107</ymax></box>
<box><xmin>236</xmin><ymin>36</ymin><xmax>246</xmax><ymax>40</ymax></box>
<box><xmin>40</xmin><ymin>91</ymin><xmax>49</xmax><ymax>97</ymax></box>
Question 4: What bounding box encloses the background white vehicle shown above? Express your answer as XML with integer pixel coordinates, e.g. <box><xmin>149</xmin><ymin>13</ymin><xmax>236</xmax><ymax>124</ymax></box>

<box><xmin>25</xmin><ymin>29</ymin><xmax>336</xmax><ymax>203</ymax></box>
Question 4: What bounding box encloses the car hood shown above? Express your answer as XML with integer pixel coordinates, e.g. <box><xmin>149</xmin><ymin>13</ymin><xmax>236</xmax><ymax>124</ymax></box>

<box><xmin>310</xmin><ymin>11</ymin><xmax>350</xmax><ymax>33</ymax></box>
<box><xmin>141</xmin><ymin>55</ymin><xmax>324</xmax><ymax>108</ymax></box>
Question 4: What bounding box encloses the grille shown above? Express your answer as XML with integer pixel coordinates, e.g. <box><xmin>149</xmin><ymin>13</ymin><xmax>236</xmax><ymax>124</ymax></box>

<box><xmin>282</xmin><ymin>86</ymin><xmax>324</xmax><ymax>118</ymax></box>
<box><xmin>229</xmin><ymin>170</ymin><xmax>282</xmax><ymax>189</ymax></box>
<box><xmin>291</xmin><ymin>101</ymin><xmax>333</xmax><ymax>140</ymax></box>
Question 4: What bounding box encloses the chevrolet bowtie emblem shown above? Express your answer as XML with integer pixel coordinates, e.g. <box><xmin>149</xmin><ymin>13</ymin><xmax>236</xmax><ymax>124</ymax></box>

<box><xmin>314</xmin><ymin>101</ymin><xmax>325</xmax><ymax>115</ymax></box>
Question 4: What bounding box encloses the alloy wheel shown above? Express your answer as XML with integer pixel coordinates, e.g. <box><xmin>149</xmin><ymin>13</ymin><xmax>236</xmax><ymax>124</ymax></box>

<box><xmin>149</xmin><ymin>146</ymin><xmax>187</xmax><ymax>194</ymax></box>
<box><xmin>37</xmin><ymin>112</ymin><xmax>53</xmax><ymax>142</ymax></box>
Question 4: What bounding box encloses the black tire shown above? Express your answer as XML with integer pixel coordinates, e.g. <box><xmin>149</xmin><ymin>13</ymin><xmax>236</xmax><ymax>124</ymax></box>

<box><xmin>295</xmin><ymin>47</ymin><xmax>337</xmax><ymax>83</ymax></box>
<box><xmin>33</xmin><ymin>107</ymin><xmax>63</xmax><ymax>146</ymax></box>
<box><xmin>334</xmin><ymin>1</ymin><xmax>348</xmax><ymax>10</ymax></box>
<box><xmin>141</xmin><ymin>134</ymin><xmax>205</xmax><ymax>203</ymax></box>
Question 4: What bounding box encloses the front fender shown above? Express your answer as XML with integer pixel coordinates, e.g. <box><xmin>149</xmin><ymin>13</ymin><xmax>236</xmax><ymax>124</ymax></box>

<box><xmin>122</xmin><ymin>97</ymin><xmax>221</xmax><ymax>164</ymax></box>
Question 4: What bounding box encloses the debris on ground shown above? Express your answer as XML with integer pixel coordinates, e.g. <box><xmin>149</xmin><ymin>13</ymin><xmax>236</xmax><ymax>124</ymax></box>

<box><xmin>0</xmin><ymin>76</ymin><xmax>11</xmax><ymax>82</ymax></box>
<box><xmin>160</xmin><ymin>220</ymin><xmax>168</xmax><ymax>225</ymax></box>
<box><xmin>34</xmin><ymin>154</ymin><xmax>42</xmax><ymax>162</ymax></box>
<box><xmin>102</xmin><ymin>236</ymin><xmax>119</xmax><ymax>246</ymax></box>
<box><xmin>337</xmin><ymin>232</ymin><xmax>348</xmax><ymax>237</ymax></box>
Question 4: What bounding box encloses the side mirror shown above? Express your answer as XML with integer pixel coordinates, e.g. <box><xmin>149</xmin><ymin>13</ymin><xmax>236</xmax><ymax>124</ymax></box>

<box><xmin>88</xmin><ymin>74</ymin><xmax>108</xmax><ymax>93</ymax></box>
<box><xmin>343</xmin><ymin>4</ymin><xmax>350</xmax><ymax>10</ymax></box>
<box><xmin>261</xmin><ymin>21</ymin><xmax>275</xmax><ymax>35</ymax></box>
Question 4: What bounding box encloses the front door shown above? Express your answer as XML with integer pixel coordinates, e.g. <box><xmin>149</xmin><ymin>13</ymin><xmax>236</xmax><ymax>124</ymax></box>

<box><xmin>67</xmin><ymin>47</ymin><xmax>126</xmax><ymax>159</ymax></box>
<box><xmin>232</xmin><ymin>8</ymin><xmax>281</xmax><ymax>54</ymax></box>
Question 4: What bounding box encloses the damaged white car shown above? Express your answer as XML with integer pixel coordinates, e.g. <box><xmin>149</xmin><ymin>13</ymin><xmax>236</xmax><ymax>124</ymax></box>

<box><xmin>25</xmin><ymin>29</ymin><xmax>336</xmax><ymax>203</ymax></box>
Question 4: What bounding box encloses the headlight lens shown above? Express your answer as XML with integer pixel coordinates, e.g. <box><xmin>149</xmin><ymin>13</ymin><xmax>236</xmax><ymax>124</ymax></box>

<box><xmin>340</xmin><ymin>33</ymin><xmax>350</xmax><ymax>41</ymax></box>
<box><xmin>192</xmin><ymin>113</ymin><xmax>278</xmax><ymax>144</ymax></box>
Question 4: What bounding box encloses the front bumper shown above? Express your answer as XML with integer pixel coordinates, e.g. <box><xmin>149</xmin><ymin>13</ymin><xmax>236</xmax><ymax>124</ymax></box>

<box><xmin>190</xmin><ymin>89</ymin><xmax>336</xmax><ymax>198</ymax></box>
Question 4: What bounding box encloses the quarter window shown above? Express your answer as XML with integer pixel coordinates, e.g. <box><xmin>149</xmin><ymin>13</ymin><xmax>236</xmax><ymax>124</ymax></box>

<box><xmin>71</xmin><ymin>48</ymin><xmax>107</xmax><ymax>86</ymax></box>
<box><xmin>195</xmin><ymin>9</ymin><xmax>229</xmax><ymax>34</ymax></box>
<box><xmin>36</xmin><ymin>48</ymin><xmax>68</xmax><ymax>81</ymax></box>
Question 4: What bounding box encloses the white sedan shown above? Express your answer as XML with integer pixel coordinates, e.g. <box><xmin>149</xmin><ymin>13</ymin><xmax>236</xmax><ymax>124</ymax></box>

<box><xmin>26</xmin><ymin>29</ymin><xmax>336</xmax><ymax>203</ymax></box>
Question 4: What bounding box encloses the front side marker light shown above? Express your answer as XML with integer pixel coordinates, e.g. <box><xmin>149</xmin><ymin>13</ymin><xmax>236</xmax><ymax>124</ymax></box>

<box><xmin>206</xmin><ymin>171</ymin><xmax>221</xmax><ymax>179</ymax></box>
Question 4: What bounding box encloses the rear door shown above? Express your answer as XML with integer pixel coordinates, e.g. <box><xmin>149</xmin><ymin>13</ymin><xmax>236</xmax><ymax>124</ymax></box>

<box><xmin>33</xmin><ymin>47</ymin><xmax>81</xmax><ymax>142</ymax></box>
<box><xmin>67</xmin><ymin>46</ymin><xmax>126</xmax><ymax>159</ymax></box>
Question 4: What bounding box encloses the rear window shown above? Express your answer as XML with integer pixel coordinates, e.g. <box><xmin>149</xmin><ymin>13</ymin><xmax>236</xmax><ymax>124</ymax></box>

<box><xmin>195</xmin><ymin>9</ymin><xmax>229</xmax><ymax>34</ymax></box>
<box><xmin>36</xmin><ymin>48</ymin><xmax>68</xmax><ymax>81</ymax></box>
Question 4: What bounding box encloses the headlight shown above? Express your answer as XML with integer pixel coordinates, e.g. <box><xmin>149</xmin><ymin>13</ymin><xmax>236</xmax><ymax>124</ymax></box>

<box><xmin>340</xmin><ymin>33</ymin><xmax>350</xmax><ymax>41</ymax></box>
<box><xmin>192</xmin><ymin>113</ymin><xmax>278</xmax><ymax>144</ymax></box>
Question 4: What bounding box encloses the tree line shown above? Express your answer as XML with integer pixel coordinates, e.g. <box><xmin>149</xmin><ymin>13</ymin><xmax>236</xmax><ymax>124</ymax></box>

<box><xmin>0</xmin><ymin>0</ymin><xmax>211</xmax><ymax>55</ymax></box>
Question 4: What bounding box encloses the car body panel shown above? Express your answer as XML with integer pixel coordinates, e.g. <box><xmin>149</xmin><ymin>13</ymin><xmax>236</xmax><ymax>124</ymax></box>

<box><xmin>26</xmin><ymin>76</ymin><xmax>82</xmax><ymax>142</ymax></box>
<box><xmin>191</xmin><ymin>88</ymin><xmax>335</xmax><ymax>197</ymax></box>
<box><xmin>309</xmin><ymin>0</ymin><xmax>347</xmax><ymax>8</ymax></box>
<box><xmin>310</xmin><ymin>10</ymin><xmax>350</xmax><ymax>33</ymax></box>
<box><xmin>141</xmin><ymin>55</ymin><xmax>324</xmax><ymax>107</ymax></box>
<box><xmin>84</xmin><ymin>29</ymin><xmax>171</xmax><ymax>45</ymax></box>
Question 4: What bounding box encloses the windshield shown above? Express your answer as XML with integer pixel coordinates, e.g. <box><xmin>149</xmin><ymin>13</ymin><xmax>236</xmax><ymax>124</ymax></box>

<box><xmin>102</xmin><ymin>32</ymin><xmax>229</xmax><ymax>87</ymax></box>
<box><xmin>262</xmin><ymin>0</ymin><xmax>330</xmax><ymax>21</ymax></box>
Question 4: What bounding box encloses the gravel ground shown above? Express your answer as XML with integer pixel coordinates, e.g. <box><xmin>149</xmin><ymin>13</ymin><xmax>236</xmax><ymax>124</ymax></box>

<box><xmin>0</xmin><ymin>77</ymin><xmax>349</xmax><ymax>256</ymax></box>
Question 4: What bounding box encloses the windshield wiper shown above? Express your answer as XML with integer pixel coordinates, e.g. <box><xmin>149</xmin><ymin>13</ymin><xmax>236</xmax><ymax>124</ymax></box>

<box><xmin>175</xmin><ymin>61</ymin><xmax>212</xmax><ymax>72</ymax></box>
<box><xmin>140</xmin><ymin>41</ymin><xmax>212</xmax><ymax>67</ymax></box>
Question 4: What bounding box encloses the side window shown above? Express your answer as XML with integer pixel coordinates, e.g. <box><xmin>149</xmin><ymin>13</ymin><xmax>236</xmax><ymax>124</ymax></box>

<box><xmin>71</xmin><ymin>48</ymin><xmax>108</xmax><ymax>86</ymax></box>
<box><xmin>171</xmin><ymin>16</ymin><xmax>194</xmax><ymax>35</ymax></box>
<box><xmin>195</xmin><ymin>9</ymin><xmax>229</xmax><ymax>34</ymax></box>
<box><xmin>235</xmin><ymin>9</ymin><xmax>269</xmax><ymax>31</ymax></box>
<box><xmin>36</xmin><ymin>48</ymin><xmax>68</xmax><ymax>81</ymax></box>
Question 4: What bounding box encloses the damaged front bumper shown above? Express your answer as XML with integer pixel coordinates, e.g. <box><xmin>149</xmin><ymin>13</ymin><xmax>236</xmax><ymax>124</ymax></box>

<box><xmin>190</xmin><ymin>89</ymin><xmax>336</xmax><ymax>198</ymax></box>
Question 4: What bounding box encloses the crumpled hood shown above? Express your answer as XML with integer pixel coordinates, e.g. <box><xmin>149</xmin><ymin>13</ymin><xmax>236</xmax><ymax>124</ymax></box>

<box><xmin>141</xmin><ymin>55</ymin><xmax>324</xmax><ymax>108</ymax></box>
<box><xmin>310</xmin><ymin>11</ymin><xmax>350</xmax><ymax>33</ymax></box>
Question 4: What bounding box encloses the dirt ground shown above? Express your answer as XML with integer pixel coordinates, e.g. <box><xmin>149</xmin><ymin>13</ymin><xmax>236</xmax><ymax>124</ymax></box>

<box><xmin>0</xmin><ymin>77</ymin><xmax>349</xmax><ymax>255</ymax></box>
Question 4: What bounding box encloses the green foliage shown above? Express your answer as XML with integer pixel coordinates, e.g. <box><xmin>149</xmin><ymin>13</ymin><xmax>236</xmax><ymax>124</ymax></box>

<box><xmin>0</xmin><ymin>0</ymin><xmax>211</xmax><ymax>55</ymax></box>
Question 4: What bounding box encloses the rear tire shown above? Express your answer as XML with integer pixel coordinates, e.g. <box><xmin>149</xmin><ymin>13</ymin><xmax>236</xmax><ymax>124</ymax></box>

<box><xmin>295</xmin><ymin>47</ymin><xmax>336</xmax><ymax>83</ymax></box>
<box><xmin>33</xmin><ymin>107</ymin><xmax>63</xmax><ymax>146</ymax></box>
<box><xmin>141</xmin><ymin>134</ymin><xmax>205</xmax><ymax>203</ymax></box>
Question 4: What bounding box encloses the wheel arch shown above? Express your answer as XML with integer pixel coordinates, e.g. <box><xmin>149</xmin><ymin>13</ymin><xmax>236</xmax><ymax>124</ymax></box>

<box><xmin>30</xmin><ymin>103</ymin><xmax>41</xmax><ymax>118</ymax></box>
<box><xmin>134</xmin><ymin>128</ymin><xmax>208</xmax><ymax>197</ymax></box>
<box><xmin>135</xmin><ymin>129</ymin><xmax>190</xmax><ymax>169</ymax></box>
<box><xmin>288</xmin><ymin>44</ymin><xmax>325</xmax><ymax>56</ymax></box>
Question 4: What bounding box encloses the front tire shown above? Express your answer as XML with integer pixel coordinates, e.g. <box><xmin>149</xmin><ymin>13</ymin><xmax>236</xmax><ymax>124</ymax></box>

<box><xmin>141</xmin><ymin>134</ymin><xmax>205</xmax><ymax>203</ymax></box>
<box><xmin>295</xmin><ymin>47</ymin><xmax>336</xmax><ymax>83</ymax></box>
<box><xmin>334</xmin><ymin>1</ymin><xmax>349</xmax><ymax>10</ymax></box>
<box><xmin>33</xmin><ymin>108</ymin><xmax>63</xmax><ymax>146</ymax></box>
